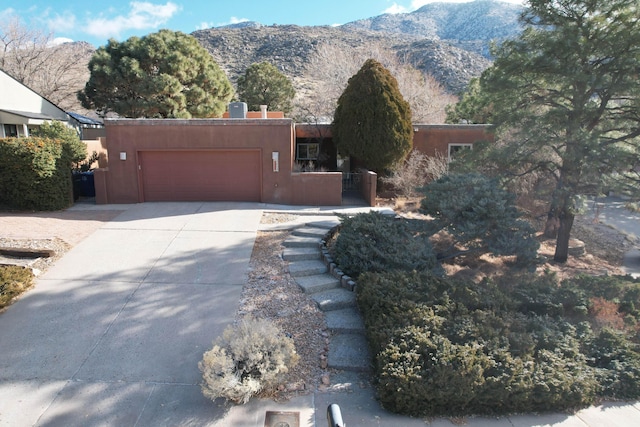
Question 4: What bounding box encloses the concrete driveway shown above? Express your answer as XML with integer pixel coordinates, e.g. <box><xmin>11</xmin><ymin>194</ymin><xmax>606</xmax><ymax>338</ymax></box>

<box><xmin>0</xmin><ymin>202</ymin><xmax>263</xmax><ymax>426</ymax></box>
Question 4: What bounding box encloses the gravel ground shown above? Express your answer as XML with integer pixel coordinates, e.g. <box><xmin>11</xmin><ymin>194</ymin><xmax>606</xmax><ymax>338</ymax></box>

<box><xmin>238</xmin><ymin>230</ymin><xmax>330</xmax><ymax>400</ymax></box>
<box><xmin>0</xmin><ymin>237</ymin><xmax>70</xmax><ymax>274</ymax></box>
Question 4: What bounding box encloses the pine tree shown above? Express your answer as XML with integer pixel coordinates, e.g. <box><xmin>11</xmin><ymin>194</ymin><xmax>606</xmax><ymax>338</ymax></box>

<box><xmin>332</xmin><ymin>59</ymin><xmax>413</xmax><ymax>172</ymax></box>
<box><xmin>444</xmin><ymin>0</ymin><xmax>640</xmax><ymax>262</ymax></box>
<box><xmin>236</xmin><ymin>62</ymin><xmax>295</xmax><ymax>114</ymax></box>
<box><xmin>78</xmin><ymin>30</ymin><xmax>234</xmax><ymax>118</ymax></box>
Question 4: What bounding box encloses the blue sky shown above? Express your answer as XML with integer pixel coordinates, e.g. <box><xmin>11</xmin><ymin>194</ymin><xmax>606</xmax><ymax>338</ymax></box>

<box><xmin>2</xmin><ymin>0</ymin><xmax>523</xmax><ymax>47</ymax></box>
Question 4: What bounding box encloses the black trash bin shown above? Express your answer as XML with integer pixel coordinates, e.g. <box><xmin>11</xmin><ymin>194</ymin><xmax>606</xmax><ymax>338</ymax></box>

<box><xmin>78</xmin><ymin>171</ymin><xmax>95</xmax><ymax>197</ymax></box>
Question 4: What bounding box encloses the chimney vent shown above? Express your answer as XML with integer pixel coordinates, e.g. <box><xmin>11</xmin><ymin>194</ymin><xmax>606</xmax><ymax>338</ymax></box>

<box><xmin>228</xmin><ymin>102</ymin><xmax>248</xmax><ymax>119</ymax></box>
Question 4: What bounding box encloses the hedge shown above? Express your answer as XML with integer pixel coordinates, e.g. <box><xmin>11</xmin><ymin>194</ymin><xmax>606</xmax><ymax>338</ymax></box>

<box><xmin>0</xmin><ymin>137</ymin><xmax>75</xmax><ymax>210</ymax></box>
<box><xmin>356</xmin><ymin>270</ymin><xmax>640</xmax><ymax>416</ymax></box>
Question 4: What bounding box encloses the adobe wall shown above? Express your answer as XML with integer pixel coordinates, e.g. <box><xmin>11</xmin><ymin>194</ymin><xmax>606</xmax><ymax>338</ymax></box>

<box><xmin>101</xmin><ymin>118</ymin><xmax>297</xmax><ymax>204</ymax></box>
<box><xmin>412</xmin><ymin>124</ymin><xmax>493</xmax><ymax>157</ymax></box>
<box><xmin>361</xmin><ymin>171</ymin><xmax>377</xmax><ymax>207</ymax></box>
<box><xmin>83</xmin><ymin>138</ymin><xmax>108</xmax><ymax>168</ymax></box>
<box><xmin>290</xmin><ymin>172</ymin><xmax>342</xmax><ymax>206</ymax></box>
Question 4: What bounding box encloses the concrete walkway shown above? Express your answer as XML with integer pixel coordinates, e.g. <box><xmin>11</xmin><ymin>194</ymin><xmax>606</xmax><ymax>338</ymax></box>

<box><xmin>587</xmin><ymin>196</ymin><xmax>640</xmax><ymax>278</ymax></box>
<box><xmin>0</xmin><ymin>202</ymin><xmax>263</xmax><ymax>426</ymax></box>
<box><xmin>2</xmin><ymin>201</ymin><xmax>640</xmax><ymax>426</ymax></box>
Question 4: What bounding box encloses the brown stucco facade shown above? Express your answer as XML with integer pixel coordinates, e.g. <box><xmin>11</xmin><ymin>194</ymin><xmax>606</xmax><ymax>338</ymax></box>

<box><xmin>94</xmin><ymin>119</ymin><xmax>492</xmax><ymax>206</ymax></box>
<box><xmin>412</xmin><ymin>124</ymin><xmax>493</xmax><ymax>158</ymax></box>
<box><xmin>96</xmin><ymin>118</ymin><xmax>342</xmax><ymax>205</ymax></box>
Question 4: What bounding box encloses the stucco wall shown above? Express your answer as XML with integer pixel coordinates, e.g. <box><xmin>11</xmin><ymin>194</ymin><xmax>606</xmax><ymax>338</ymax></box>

<box><xmin>291</xmin><ymin>172</ymin><xmax>342</xmax><ymax>206</ymax></box>
<box><xmin>361</xmin><ymin>171</ymin><xmax>377</xmax><ymax>207</ymax></box>
<box><xmin>83</xmin><ymin>139</ymin><xmax>108</xmax><ymax>168</ymax></box>
<box><xmin>412</xmin><ymin>124</ymin><xmax>493</xmax><ymax>157</ymax></box>
<box><xmin>100</xmin><ymin>118</ymin><xmax>341</xmax><ymax>206</ymax></box>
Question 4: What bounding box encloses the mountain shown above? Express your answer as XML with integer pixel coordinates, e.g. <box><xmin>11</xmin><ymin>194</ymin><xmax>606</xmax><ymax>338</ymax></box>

<box><xmin>29</xmin><ymin>1</ymin><xmax>522</xmax><ymax>115</ymax></box>
<box><xmin>343</xmin><ymin>0</ymin><xmax>522</xmax><ymax>53</ymax></box>
<box><xmin>192</xmin><ymin>0</ymin><xmax>523</xmax><ymax>95</ymax></box>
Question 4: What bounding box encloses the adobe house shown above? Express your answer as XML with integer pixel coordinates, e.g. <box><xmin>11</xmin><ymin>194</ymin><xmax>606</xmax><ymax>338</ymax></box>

<box><xmin>291</xmin><ymin>123</ymin><xmax>493</xmax><ymax>172</ymax></box>
<box><xmin>95</xmin><ymin>105</ymin><xmax>492</xmax><ymax>207</ymax></box>
<box><xmin>96</xmin><ymin>117</ymin><xmax>344</xmax><ymax>206</ymax></box>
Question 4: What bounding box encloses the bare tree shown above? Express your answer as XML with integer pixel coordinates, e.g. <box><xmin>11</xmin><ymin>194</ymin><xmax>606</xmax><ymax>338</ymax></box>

<box><xmin>0</xmin><ymin>16</ymin><xmax>93</xmax><ymax>112</ymax></box>
<box><xmin>300</xmin><ymin>42</ymin><xmax>456</xmax><ymax>123</ymax></box>
<box><xmin>383</xmin><ymin>151</ymin><xmax>449</xmax><ymax>198</ymax></box>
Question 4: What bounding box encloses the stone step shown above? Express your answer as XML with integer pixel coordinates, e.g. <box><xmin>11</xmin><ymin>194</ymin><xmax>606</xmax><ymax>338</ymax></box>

<box><xmin>325</xmin><ymin>308</ymin><xmax>365</xmax><ymax>334</ymax></box>
<box><xmin>288</xmin><ymin>260</ymin><xmax>327</xmax><ymax>277</ymax></box>
<box><xmin>282</xmin><ymin>247</ymin><xmax>320</xmax><ymax>262</ymax></box>
<box><xmin>306</xmin><ymin>220</ymin><xmax>340</xmax><ymax>230</ymax></box>
<box><xmin>282</xmin><ymin>235</ymin><xmax>321</xmax><ymax>248</ymax></box>
<box><xmin>310</xmin><ymin>288</ymin><xmax>356</xmax><ymax>312</ymax></box>
<box><xmin>292</xmin><ymin>227</ymin><xmax>328</xmax><ymax>238</ymax></box>
<box><xmin>328</xmin><ymin>333</ymin><xmax>371</xmax><ymax>372</ymax></box>
<box><xmin>295</xmin><ymin>274</ymin><xmax>341</xmax><ymax>294</ymax></box>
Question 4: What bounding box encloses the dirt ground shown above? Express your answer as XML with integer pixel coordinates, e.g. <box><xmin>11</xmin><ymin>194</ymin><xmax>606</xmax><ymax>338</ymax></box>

<box><xmin>0</xmin><ymin>208</ymin><xmax>125</xmax><ymax>245</ymax></box>
<box><xmin>0</xmin><ymin>208</ymin><xmax>125</xmax><ymax>273</ymax></box>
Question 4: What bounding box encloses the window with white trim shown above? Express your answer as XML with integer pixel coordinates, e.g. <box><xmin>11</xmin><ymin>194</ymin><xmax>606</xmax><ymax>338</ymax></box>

<box><xmin>448</xmin><ymin>143</ymin><xmax>472</xmax><ymax>162</ymax></box>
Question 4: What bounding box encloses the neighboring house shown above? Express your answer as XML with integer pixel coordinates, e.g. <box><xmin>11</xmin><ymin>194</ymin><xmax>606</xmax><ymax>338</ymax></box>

<box><xmin>0</xmin><ymin>68</ymin><xmax>70</xmax><ymax>137</ymax></box>
<box><xmin>68</xmin><ymin>112</ymin><xmax>104</xmax><ymax>140</ymax></box>
<box><xmin>0</xmin><ymin>68</ymin><xmax>104</xmax><ymax>139</ymax></box>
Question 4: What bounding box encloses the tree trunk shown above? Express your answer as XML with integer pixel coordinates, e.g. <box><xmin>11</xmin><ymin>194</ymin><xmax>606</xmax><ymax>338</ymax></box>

<box><xmin>554</xmin><ymin>209</ymin><xmax>575</xmax><ymax>263</ymax></box>
<box><xmin>544</xmin><ymin>209</ymin><xmax>559</xmax><ymax>238</ymax></box>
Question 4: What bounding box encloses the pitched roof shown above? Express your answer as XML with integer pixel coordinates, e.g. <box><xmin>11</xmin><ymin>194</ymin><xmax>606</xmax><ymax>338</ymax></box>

<box><xmin>68</xmin><ymin>111</ymin><xmax>103</xmax><ymax>126</ymax></box>
<box><xmin>0</xmin><ymin>109</ymin><xmax>65</xmax><ymax>121</ymax></box>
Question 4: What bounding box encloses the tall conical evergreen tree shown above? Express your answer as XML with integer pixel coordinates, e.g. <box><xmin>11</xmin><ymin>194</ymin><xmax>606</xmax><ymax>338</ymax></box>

<box><xmin>332</xmin><ymin>58</ymin><xmax>413</xmax><ymax>172</ymax></box>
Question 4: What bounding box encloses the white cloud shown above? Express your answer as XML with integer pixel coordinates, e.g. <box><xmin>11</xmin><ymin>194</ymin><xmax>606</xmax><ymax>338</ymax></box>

<box><xmin>196</xmin><ymin>22</ymin><xmax>212</xmax><ymax>30</ymax></box>
<box><xmin>384</xmin><ymin>3</ymin><xmax>409</xmax><ymax>14</ymax></box>
<box><xmin>0</xmin><ymin>8</ymin><xmax>15</xmax><ymax>20</ymax></box>
<box><xmin>196</xmin><ymin>16</ymin><xmax>249</xmax><ymax>30</ymax></box>
<box><xmin>50</xmin><ymin>37</ymin><xmax>74</xmax><ymax>46</ymax></box>
<box><xmin>84</xmin><ymin>1</ymin><xmax>181</xmax><ymax>39</ymax></box>
<box><xmin>46</xmin><ymin>11</ymin><xmax>77</xmax><ymax>33</ymax></box>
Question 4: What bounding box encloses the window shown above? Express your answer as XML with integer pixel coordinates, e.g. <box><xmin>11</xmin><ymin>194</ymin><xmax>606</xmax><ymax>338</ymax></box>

<box><xmin>448</xmin><ymin>143</ymin><xmax>472</xmax><ymax>162</ymax></box>
<box><xmin>3</xmin><ymin>124</ymin><xmax>18</xmax><ymax>137</ymax></box>
<box><xmin>296</xmin><ymin>142</ymin><xmax>320</xmax><ymax>161</ymax></box>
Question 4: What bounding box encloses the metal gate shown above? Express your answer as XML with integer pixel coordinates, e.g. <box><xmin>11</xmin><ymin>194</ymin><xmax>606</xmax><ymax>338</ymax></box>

<box><xmin>342</xmin><ymin>172</ymin><xmax>361</xmax><ymax>192</ymax></box>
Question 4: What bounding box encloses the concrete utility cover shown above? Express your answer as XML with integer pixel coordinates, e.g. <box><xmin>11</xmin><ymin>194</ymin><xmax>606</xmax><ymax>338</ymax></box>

<box><xmin>264</xmin><ymin>411</ymin><xmax>299</xmax><ymax>427</ymax></box>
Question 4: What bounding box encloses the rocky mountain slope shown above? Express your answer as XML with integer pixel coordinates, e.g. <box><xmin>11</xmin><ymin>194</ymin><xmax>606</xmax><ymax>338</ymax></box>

<box><xmin>343</xmin><ymin>0</ymin><xmax>522</xmax><ymax>55</ymax></box>
<box><xmin>192</xmin><ymin>0</ymin><xmax>522</xmax><ymax>95</ymax></box>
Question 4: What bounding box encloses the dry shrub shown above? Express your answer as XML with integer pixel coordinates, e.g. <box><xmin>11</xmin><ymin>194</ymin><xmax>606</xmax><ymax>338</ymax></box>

<box><xmin>590</xmin><ymin>297</ymin><xmax>625</xmax><ymax>331</ymax></box>
<box><xmin>0</xmin><ymin>266</ymin><xmax>34</xmax><ymax>309</ymax></box>
<box><xmin>383</xmin><ymin>151</ymin><xmax>448</xmax><ymax>199</ymax></box>
<box><xmin>199</xmin><ymin>317</ymin><xmax>299</xmax><ymax>404</ymax></box>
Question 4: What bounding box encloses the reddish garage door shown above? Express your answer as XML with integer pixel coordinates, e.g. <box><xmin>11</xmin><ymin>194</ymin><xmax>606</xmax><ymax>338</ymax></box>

<box><xmin>139</xmin><ymin>150</ymin><xmax>261</xmax><ymax>202</ymax></box>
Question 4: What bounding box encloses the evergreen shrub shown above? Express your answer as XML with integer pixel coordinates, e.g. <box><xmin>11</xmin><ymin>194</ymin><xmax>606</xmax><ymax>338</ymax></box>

<box><xmin>330</xmin><ymin>212</ymin><xmax>438</xmax><ymax>279</ymax></box>
<box><xmin>356</xmin><ymin>270</ymin><xmax>639</xmax><ymax>416</ymax></box>
<box><xmin>0</xmin><ymin>130</ymin><xmax>83</xmax><ymax>210</ymax></box>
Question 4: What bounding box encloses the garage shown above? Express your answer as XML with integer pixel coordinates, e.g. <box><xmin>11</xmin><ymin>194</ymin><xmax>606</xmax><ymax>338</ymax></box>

<box><xmin>139</xmin><ymin>150</ymin><xmax>262</xmax><ymax>202</ymax></box>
